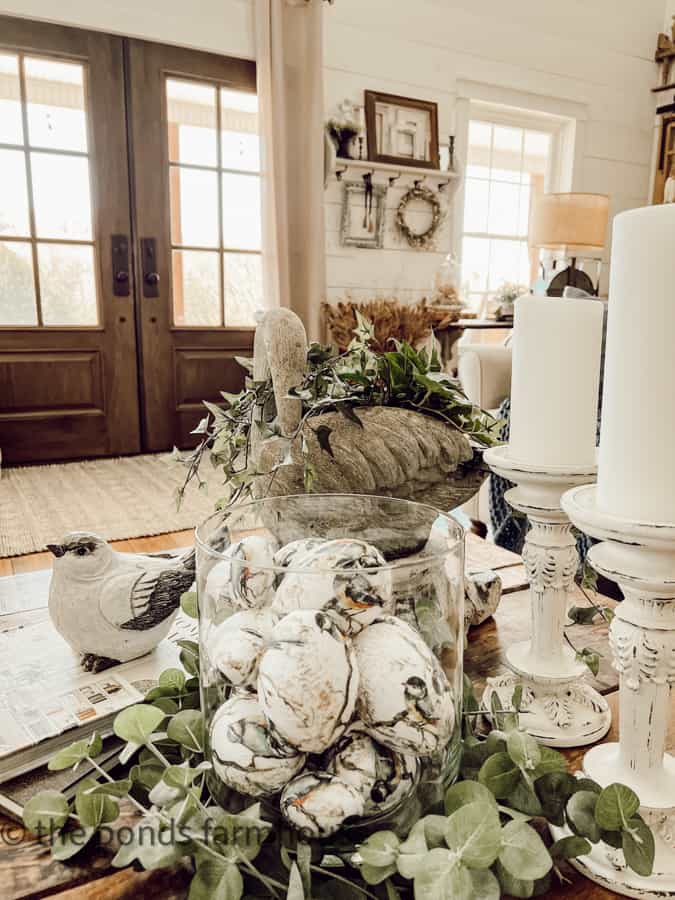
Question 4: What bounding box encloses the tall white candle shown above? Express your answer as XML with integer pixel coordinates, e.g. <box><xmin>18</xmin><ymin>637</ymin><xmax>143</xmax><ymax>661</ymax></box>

<box><xmin>597</xmin><ymin>204</ymin><xmax>675</xmax><ymax>521</ymax></box>
<box><xmin>508</xmin><ymin>296</ymin><xmax>603</xmax><ymax>468</ymax></box>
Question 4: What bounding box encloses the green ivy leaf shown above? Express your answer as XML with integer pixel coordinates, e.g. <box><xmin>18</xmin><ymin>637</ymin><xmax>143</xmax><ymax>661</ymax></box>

<box><xmin>23</xmin><ymin>790</ymin><xmax>70</xmax><ymax>835</ymax></box>
<box><xmin>166</xmin><ymin>710</ymin><xmax>205</xmax><ymax>753</ymax></box>
<box><xmin>181</xmin><ymin>591</ymin><xmax>199</xmax><ymax>619</ymax></box>
<box><xmin>498</xmin><ymin>820</ymin><xmax>552</xmax><ymax>881</ymax></box>
<box><xmin>622</xmin><ymin>815</ymin><xmax>655</xmax><ymax>877</ymax></box>
<box><xmin>478</xmin><ymin>752</ymin><xmax>521</xmax><ymax>798</ymax></box>
<box><xmin>567</xmin><ymin>605</ymin><xmax>601</xmax><ymax>625</ymax></box>
<box><xmin>575</xmin><ymin>647</ymin><xmax>601</xmax><ymax>677</ymax></box>
<box><xmin>566</xmin><ymin>790</ymin><xmax>602</xmax><ymax>842</ymax></box>
<box><xmin>114</xmin><ymin>704</ymin><xmax>166</xmax><ymax>745</ymax></box>
<box><xmin>445</xmin><ymin>780</ymin><xmax>497</xmax><ymax>816</ymax></box>
<box><xmin>445</xmin><ymin>801</ymin><xmax>502</xmax><ymax>869</ymax></box>
<box><xmin>595</xmin><ymin>783</ymin><xmax>640</xmax><ymax>831</ymax></box>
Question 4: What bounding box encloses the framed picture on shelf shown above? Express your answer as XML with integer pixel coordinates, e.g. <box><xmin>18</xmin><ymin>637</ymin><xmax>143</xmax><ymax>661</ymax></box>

<box><xmin>364</xmin><ymin>90</ymin><xmax>440</xmax><ymax>170</ymax></box>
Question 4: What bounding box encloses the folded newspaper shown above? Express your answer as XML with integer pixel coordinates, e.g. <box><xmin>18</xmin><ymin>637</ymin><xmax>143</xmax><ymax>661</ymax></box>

<box><xmin>0</xmin><ymin>612</ymin><xmax>197</xmax><ymax>783</ymax></box>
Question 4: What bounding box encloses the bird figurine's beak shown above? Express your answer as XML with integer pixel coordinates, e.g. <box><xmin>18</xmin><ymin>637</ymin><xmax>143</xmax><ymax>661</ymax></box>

<box><xmin>46</xmin><ymin>544</ymin><xmax>66</xmax><ymax>558</ymax></box>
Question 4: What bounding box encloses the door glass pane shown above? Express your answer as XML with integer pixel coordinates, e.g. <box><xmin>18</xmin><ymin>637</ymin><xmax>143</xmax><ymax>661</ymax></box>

<box><xmin>0</xmin><ymin>53</ymin><xmax>23</xmax><ymax>145</ymax></box>
<box><xmin>224</xmin><ymin>253</ymin><xmax>261</xmax><ymax>326</ymax></box>
<box><xmin>167</xmin><ymin>78</ymin><xmax>217</xmax><ymax>167</ymax></box>
<box><xmin>173</xmin><ymin>249</ymin><xmax>221</xmax><ymax>326</ymax></box>
<box><xmin>220</xmin><ymin>88</ymin><xmax>260</xmax><ymax>172</ymax></box>
<box><xmin>0</xmin><ymin>149</ymin><xmax>31</xmax><ymax>237</ymax></box>
<box><xmin>221</xmin><ymin>173</ymin><xmax>261</xmax><ymax>250</ymax></box>
<box><xmin>170</xmin><ymin>167</ymin><xmax>219</xmax><ymax>247</ymax></box>
<box><xmin>31</xmin><ymin>153</ymin><xmax>93</xmax><ymax>240</ymax></box>
<box><xmin>0</xmin><ymin>241</ymin><xmax>37</xmax><ymax>325</ymax></box>
<box><xmin>38</xmin><ymin>243</ymin><xmax>98</xmax><ymax>325</ymax></box>
<box><xmin>25</xmin><ymin>57</ymin><xmax>87</xmax><ymax>152</ymax></box>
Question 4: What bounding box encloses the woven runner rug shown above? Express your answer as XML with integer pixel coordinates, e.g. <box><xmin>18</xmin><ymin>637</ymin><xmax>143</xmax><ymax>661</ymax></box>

<box><xmin>0</xmin><ymin>454</ymin><xmax>224</xmax><ymax>557</ymax></box>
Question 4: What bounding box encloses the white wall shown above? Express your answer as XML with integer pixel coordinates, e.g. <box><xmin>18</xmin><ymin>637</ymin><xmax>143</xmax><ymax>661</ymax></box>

<box><xmin>0</xmin><ymin>0</ymin><xmax>664</xmax><ymax>302</ymax></box>
<box><xmin>323</xmin><ymin>0</ymin><xmax>663</xmax><ymax>302</ymax></box>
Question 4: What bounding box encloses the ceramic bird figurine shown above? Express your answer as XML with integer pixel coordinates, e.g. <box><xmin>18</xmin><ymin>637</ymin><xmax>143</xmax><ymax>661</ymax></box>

<box><xmin>47</xmin><ymin>532</ymin><xmax>195</xmax><ymax>672</ymax></box>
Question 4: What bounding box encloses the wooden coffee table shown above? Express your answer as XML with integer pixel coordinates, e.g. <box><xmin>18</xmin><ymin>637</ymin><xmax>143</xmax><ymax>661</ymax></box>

<box><xmin>0</xmin><ymin>532</ymin><xmax>670</xmax><ymax>899</ymax></box>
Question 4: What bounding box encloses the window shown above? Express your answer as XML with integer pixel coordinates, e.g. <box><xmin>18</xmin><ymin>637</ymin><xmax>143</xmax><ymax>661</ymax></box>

<box><xmin>460</xmin><ymin>109</ymin><xmax>559</xmax><ymax>313</ymax></box>
<box><xmin>0</xmin><ymin>52</ymin><xmax>98</xmax><ymax>326</ymax></box>
<box><xmin>167</xmin><ymin>78</ymin><xmax>262</xmax><ymax>327</ymax></box>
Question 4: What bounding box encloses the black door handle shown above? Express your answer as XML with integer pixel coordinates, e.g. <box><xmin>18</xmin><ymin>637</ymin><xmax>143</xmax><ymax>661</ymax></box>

<box><xmin>111</xmin><ymin>235</ymin><xmax>130</xmax><ymax>297</ymax></box>
<box><xmin>140</xmin><ymin>238</ymin><xmax>160</xmax><ymax>298</ymax></box>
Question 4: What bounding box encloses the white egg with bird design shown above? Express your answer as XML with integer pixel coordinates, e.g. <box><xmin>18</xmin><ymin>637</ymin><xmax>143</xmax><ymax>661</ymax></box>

<box><xmin>280</xmin><ymin>771</ymin><xmax>364</xmax><ymax>838</ymax></box>
<box><xmin>207</xmin><ymin>608</ymin><xmax>279</xmax><ymax>686</ymax></box>
<box><xmin>323</xmin><ymin>728</ymin><xmax>419</xmax><ymax>818</ymax></box>
<box><xmin>354</xmin><ymin>616</ymin><xmax>455</xmax><ymax>756</ymax></box>
<box><xmin>273</xmin><ymin>538</ymin><xmax>326</xmax><ymax>569</ymax></box>
<box><xmin>209</xmin><ymin>694</ymin><xmax>306</xmax><ymax>797</ymax></box>
<box><xmin>271</xmin><ymin>539</ymin><xmax>393</xmax><ymax>634</ymax></box>
<box><xmin>257</xmin><ymin>609</ymin><xmax>359</xmax><ymax>753</ymax></box>
<box><xmin>203</xmin><ymin>535</ymin><xmax>278</xmax><ymax>611</ymax></box>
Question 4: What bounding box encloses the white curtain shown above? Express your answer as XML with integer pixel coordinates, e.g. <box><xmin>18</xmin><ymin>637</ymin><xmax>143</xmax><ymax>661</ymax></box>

<box><xmin>255</xmin><ymin>0</ymin><xmax>327</xmax><ymax>342</ymax></box>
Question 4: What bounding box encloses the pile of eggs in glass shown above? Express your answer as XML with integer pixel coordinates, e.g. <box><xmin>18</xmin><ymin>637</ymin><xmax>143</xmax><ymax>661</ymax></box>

<box><xmin>204</xmin><ymin>535</ymin><xmax>456</xmax><ymax>838</ymax></box>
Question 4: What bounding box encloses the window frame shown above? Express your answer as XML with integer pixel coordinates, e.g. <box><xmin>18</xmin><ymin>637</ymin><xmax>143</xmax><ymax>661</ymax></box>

<box><xmin>457</xmin><ymin>101</ymin><xmax>570</xmax><ymax>311</ymax></box>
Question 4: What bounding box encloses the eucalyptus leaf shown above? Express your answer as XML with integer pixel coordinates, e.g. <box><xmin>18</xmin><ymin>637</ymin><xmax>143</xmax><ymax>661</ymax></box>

<box><xmin>507</xmin><ymin>731</ymin><xmax>541</xmax><ymax>773</ymax></box>
<box><xmin>622</xmin><ymin>815</ymin><xmax>655</xmax><ymax>877</ymax></box>
<box><xmin>504</xmin><ymin>777</ymin><xmax>543</xmax><ymax>818</ymax></box>
<box><xmin>23</xmin><ymin>790</ymin><xmax>70</xmax><ymax>835</ymax></box>
<box><xmin>445</xmin><ymin>801</ymin><xmax>502</xmax><ymax>869</ymax></box>
<box><xmin>534</xmin><ymin>771</ymin><xmax>578</xmax><ymax>825</ymax></box>
<box><xmin>75</xmin><ymin>782</ymin><xmax>119</xmax><ymax>827</ymax></box>
<box><xmin>595</xmin><ymin>783</ymin><xmax>640</xmax><ymax>831</ymax></box>
<box><xmin>498</xmin><ymin>820</ymin><xmax>552</xmax><ymax>880</ymax></box>
<box><xmin>533</xmin><ymin>746</ymin><xmax>567</xmax><ymax>777</ymax></box>
<box><xmin>167</xmin><ymin>709</ymin><xmax>205</xmax><ymax>753</ymax></box>
<box><xmin>51</xmin><ymin>826</ymin><xmax>96</xmax><ymax>861</ymax></box>
<box><xmin>445</xmin><ymin>780</ymin><xmax>497</xmax><ymax>816</ymax></box>
<box><xmin>550</xmin><ymin>835</ymin><xmax>592</xmax><ymax>860</ymax></box>
<box><xmin>181</xmin><ymin>591</ymin><xmax>199</xmax><ymax>619</ymax></box>
<box><xmin>286</xmin><ymin>862</ymin><xmax>305</xmax><ymax>900</ymax></box>
<box><xmin>566</xmin><ymin>790</ymin><xmax>602</xmax><ymax>843</ymax></box>
<box><xmin>361</xmin><ymin>861</ymin><xmax>397</xmax><ymax>885</ymax></box>
<box><xmin>413</xmin><ymin>847</ymin><xmax>474</xmax><ymax>900</ymax></box>
<box><xmin>48</xmin><ymin>739</ymin><xmax>94</xmax><ymax>772</ymax></box>
<box><xmin>114</xmin><ymin>704</ymin><xmax>166</xmax><ymax>745</ymax></box>
<box><xmin>469</xmin><ymin>867</ymin><xmax>501</xmax><ymax>900</ymax></box>
<box><xmin>478</xmin><ymin>752</ymin><xmax>521</xmax><ymax>798</ymax></box>
<box><xmin>85</xmin><ymin>779</ymin><xmax>133</xmax><ymax>798</ymax></box>
<box><xmin>494</xmin><ymin>859</ymin><xmax>534</xmax><ymax>898</ymax></box>
<box><xmin>178</xmin><ymin>640</ymin><xmax>200</xmax><ymax>676</ymax></box>
<box><xmin>188</xmin><ymin>860</ymin><xmax>243</xmax><ymax>900</ymax></box>
<box><xmin>159</xmin><ymin>668</ymin><xmax>187</xmax><ymax>693</ymax></box>
<box><xmin>423</xmin><ymin>814</ymin><xmax>450</xmax><ymax>848</ymax></box>
<box><xmin>358</xmin><ymin>830</ymin><xmax>400</xmax><ymax>868</ymax></box>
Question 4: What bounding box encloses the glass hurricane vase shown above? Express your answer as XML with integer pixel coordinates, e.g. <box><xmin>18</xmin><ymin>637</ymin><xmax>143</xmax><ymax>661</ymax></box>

<box><xmin>195</xmin><ymin>493</ymin><xmax>464</xmax><ymax>842</ymax></box>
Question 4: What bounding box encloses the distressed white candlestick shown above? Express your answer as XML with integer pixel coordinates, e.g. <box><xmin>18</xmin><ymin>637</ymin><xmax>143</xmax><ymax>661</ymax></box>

<box><xmin>482</xmin><ymin>448</ymin><xmax>611</xmax><ymax>747</ymax></box>
<box><xmin>558</xmin><ymin>486</ymin><xmax>675</xmax><ymax>897</ymax></box>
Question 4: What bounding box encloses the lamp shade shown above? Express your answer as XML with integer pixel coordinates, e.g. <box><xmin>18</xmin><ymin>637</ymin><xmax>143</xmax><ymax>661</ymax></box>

<box><xmin>529</xmin><ymin>192</ymin><xmax>609</xmax><ymax>255</ymax></box>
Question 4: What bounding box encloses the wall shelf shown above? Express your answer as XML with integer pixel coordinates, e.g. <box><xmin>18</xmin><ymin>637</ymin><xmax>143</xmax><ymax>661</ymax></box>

<box><xmin>332</xmin><ymin>157</ymin><xmax>461</xmax><ymax>184</ymax></box>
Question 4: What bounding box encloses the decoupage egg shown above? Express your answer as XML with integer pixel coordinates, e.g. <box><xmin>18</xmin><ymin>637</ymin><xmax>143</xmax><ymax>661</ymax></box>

<box><xmin>324</xmin><ymin>728</ymin><xmax>419</xmax><ymax>818</ymax></box>
<box><xmin>272</xmin><ymin>539</ymin><xmax>393</xmax><ymax>634</ymax></box>
<box><xmin>273</xmin><ymin>538</ymin><xmax>326</xmax><ymax>569</ymax></box>
<box><xmin>257</xmin><ymin>609</ymin><xmax>359</xmax><ymax>753</ymax></box>
<box><xmin>207</xmin><ymin>608</ymin><xmax>279</xmax><ymax>686</ymax></box>
<box><xmin>354</xmin><ymin>616</ymin><xmax>455</xmax><ymax>756</ymax></box>
<box><xmin>210</xmin><ymin>694</ymin><xmax>306</xmax><ymax>797</ymax></box>
<box><xmin>280</xmin><ymin>772</ymin><xmax>364</xmax><ymax>838</ymax></box>
<box><xmin>204</xmin><ymin>535</ymin><xmax>278</xmax><ymax>611</ymax></box>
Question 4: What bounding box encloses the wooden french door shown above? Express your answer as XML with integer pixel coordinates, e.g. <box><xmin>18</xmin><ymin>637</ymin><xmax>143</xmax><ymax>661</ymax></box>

<box><xmin>0</xmin><ymin>18</ymin><xmax>140</xmax><ymax>463</ymax></box>
<box><xmin>127</xmin><ymin>40</ymin><xmax>257</xmax><ymax>451</ymax></box>
<box><xmin>0</xmin><ymin>21</ymin><xmax>257</xmax><ymax>463</ymax></box>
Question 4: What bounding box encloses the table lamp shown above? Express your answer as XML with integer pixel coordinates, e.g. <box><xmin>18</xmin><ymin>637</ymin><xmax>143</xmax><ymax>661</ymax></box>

<box><xmin>529</xmin><ymin>192</ymin><xmax>609</xmax><ymax>296</ymax></box>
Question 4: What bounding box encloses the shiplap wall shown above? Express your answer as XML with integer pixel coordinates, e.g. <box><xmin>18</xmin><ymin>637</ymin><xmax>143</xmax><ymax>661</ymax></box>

<box><xmin>0</xmin><ymin>0</ymin><xmax>666</xmax><ymax>302</ymax></box>
<box><xmin>322</xmin><ymin>0</ymin><xmax>664</xmax><ymax>303</ymax></box>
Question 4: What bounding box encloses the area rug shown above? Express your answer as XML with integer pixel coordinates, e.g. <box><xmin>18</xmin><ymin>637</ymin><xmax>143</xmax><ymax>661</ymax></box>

<box><xmin>0</xmin><ymin>454</ymin><xmax>226</xmax><ymax>557</ymax></box>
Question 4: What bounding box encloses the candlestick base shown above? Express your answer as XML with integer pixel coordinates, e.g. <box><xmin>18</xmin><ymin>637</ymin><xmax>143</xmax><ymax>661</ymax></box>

<box><xmin>482</xmin><ymin>447</ymin><xmax>610</xmax><ymax>747</ymax></box>
<box><xmin>558</xmin><ymin>484</ymin><xmax>675</xmax><ymax>898</ymax></box>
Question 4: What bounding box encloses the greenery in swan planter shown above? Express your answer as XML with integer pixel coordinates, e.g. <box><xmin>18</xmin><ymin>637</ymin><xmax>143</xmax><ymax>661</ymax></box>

<box><xmin>24</xmin><ymin>605</ymin><xmax>655</xmax><ymax>900</ymax></box>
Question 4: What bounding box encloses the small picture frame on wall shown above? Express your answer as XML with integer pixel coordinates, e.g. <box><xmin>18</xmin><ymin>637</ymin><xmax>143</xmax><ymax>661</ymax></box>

<box><xmin>364</xmin><ymin>90</ymin><xmax>440</xmax><ymax>170</ymax></box>
<box><xmin>340</xmin><ymin>181</ymin><xmax>388</xmax><ymax>249</ymax></box>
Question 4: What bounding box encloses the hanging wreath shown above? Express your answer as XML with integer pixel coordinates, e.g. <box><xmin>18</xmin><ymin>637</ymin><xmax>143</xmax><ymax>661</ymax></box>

<box><xmin>395</xmin><ymin>183</ymin><xmax>444</xmax><ymax>250</ymax></box>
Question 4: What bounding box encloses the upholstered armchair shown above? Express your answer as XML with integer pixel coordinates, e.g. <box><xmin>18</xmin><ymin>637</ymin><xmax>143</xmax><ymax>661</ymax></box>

<box><xmin>458</xmin><ymin>343</ymin><xmax>512</xmax><ymax>524</ymax></box>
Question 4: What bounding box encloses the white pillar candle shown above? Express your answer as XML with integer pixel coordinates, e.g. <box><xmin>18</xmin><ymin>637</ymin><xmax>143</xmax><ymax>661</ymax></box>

<box><xmin>508</xmin><ymin>295</ymin><xmax>603</xmax><ymax>468</ymax></box>
<box><xmin>597</xmin><ymin>204</ymin><xmax>675</xmax><ymax>521</ymax></box>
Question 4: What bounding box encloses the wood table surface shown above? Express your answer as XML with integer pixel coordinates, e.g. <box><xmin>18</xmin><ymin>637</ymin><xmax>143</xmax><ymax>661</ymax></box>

<box><xmin>0</xmin><ymin>532</ymin><xmax>671</xmax><ymax>900</ymax></box>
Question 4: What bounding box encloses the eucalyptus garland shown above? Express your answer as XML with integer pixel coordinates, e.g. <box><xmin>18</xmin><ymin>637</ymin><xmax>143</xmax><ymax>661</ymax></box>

<box><xmin>395</xmin><ymin>185</ymin><xmax>443</xmax><ymax>250</ymax></box>
<box><xmin>23</xmin><ymin>605</ymin><xmax>655</xmax><ymax>900</ymax></box>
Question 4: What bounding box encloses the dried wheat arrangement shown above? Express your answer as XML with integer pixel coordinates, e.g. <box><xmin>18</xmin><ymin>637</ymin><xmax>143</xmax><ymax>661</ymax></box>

<box><xmin>322</xmin><ymin>297</ymin><xmax>460</xmax><ymax>351</ymax></box>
